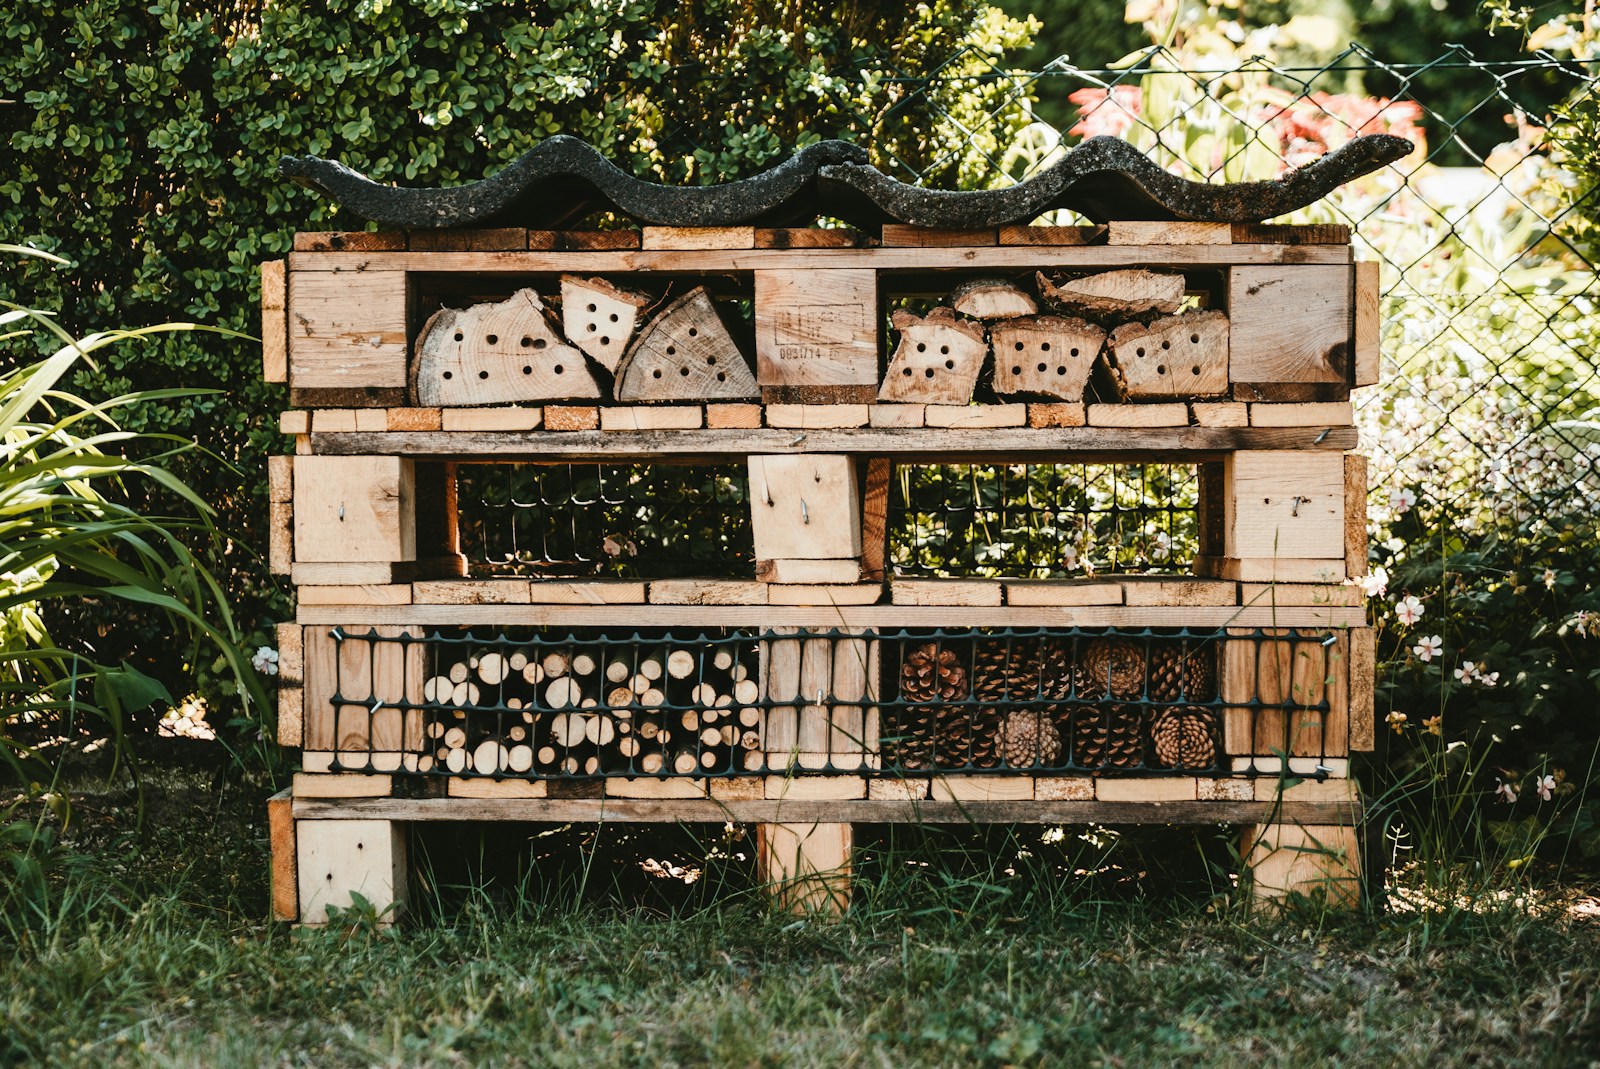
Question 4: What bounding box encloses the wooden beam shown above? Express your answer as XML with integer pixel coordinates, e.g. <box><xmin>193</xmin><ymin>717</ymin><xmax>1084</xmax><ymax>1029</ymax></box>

<box><xmin>267</xmin><ymin>789</ymin><xmax>297</xmax><ymax>922</ymax></box>
<box><xmin>1353</xmin><ymin>260</ymin><xmax>1381</xmax><ymax>387</ymax></box>
<box><xmin>296</xmin><ymin>819</ymin><xmax>408</xmax><ymax>925</ymax></box>
<box><xmin>260</xmin><ymin>259</ymin><xmax>287</xmax><ymax>383</ymax></box>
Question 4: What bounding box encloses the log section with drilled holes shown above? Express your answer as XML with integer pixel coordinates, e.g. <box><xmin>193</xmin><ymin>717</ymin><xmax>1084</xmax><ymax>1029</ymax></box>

<box><xmin>990</xmin><ymin>315</ymin><xmax>1105</xmax><ymax>401</ymax></box>
<box><xmin>414</xmin><ymin>289</ymin><xmax>600</xmax><ymax>405</ymax></box>
<box><xmin>1104</xmin><ymin>309</ymin><xmax>1229</xmax><ymax>400</ymax></box>
<box><xmin>560</xmin><ymin>275</ymin><xmax>650</xmax><ymax>373</ymax></box>
<box><xmin>614</xmin><ymin>287</ymin><xmax>758</xmax><ymax>402</ymax></box>
<box><xmin>877</xmin><ymin>307</ymin><xmax>987</xmax><ymax>404</ymax></box>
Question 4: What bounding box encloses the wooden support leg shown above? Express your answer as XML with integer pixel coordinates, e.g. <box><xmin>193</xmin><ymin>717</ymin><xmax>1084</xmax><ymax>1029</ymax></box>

<box><xmin>267</xmin><ymin>789</ymin><xmax>298</xmax><ymax>922</ymax></box>
<box><xmin>296</xmin><ymin>819</ymin><xmax>408</xmax><ymax>925</ymax></box>
<box><xmin>1241</xmin><ymin>822</ymin><xmax>1362</xmax><ymax>909</ymax></box>
<box><xmin>756</xmin><ymin>821</ymin><xmax>852</xmax><ymax>916</ymax></box>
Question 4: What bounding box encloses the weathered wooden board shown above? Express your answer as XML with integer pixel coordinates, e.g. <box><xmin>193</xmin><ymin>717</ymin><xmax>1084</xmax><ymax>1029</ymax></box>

<box><xmin>414</xmin><ymin>289</ymin><xmax>600</xmax><ymax>405</ymax></box>
<box><xmin>292</xmin><ymin>455</ymin><xmax>416</xmax><ymax>563</ymax></box>
<box><xmin>261</xmin><ymin>259</ymin><xmax>287</xmax><ymax>383</ymax></box>
<box><xmin>949</xmin><ymin>277</ymin><xmax>1036</xmax><ymax>320</ymax></box>
<box><xmin>754</xmin><ymin>270</ymin><xmax>879</xmax><ymax>401</ymax></box>
<box><xmin>615</xmin><ymin>287</ymin><xmax>757</xmax><ymax>402</ymax></box>
<box><xmin>1353</xmin><ymin>260</ymin><xmax>1381</xmax><ymax>387</ymax></box>
<box><xmin>748</xmin><ymin>454</ymin><xmax>862</xmax><ymax>560</ymax></box>
<box><xmin>1223</xmin><ymin>450</ymin><xmax>1345</xmax><ymax>562</ymax></box>
<box><xmin>1229</xmin><ymin>266</ymin><xmax>1351</xmax><ymax>385</ymax></box>
<box><xmin>288</xmin><ymin>270</ymin><xmax>409</xmax><ymax>389</ymax></box>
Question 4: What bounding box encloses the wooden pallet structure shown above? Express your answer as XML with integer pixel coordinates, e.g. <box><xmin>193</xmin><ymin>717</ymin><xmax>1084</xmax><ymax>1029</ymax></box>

<box><xmin>263</xmin><ymin>218</ymin><xmax>1382</xmax><ymax>922</ymax></box>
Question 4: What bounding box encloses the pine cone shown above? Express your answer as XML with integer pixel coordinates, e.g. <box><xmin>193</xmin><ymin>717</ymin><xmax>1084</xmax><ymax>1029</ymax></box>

<box><xmin>1078</xmin><ymin>637</ymin><xmax>1146</xmax><ymax>700</ymax></box>
<box><xmin>890</xmin><ymin>641</ymin><xmax>967</xmax><ymax>770</ymax></box>
<box><xmin>1072</xmin><ymin>704</ymin><xmax>1145</xmax><ymax>769</ymax></box>
<box><xmin>1000</xmin><ymin>710</ymin><xmax>1063</xmax><ymax>768</ymax></box>
<box><xmin>1148</xmin><ymin>640</ymin><xmax>1217</xmax><ymax>703</ymax></box>
<box><xmin>1150</xmin><ymin>707</ymin><xmax>1219</xmax><ymax>770</ymax></box>
<box><xmin>953</xmin><ymin>639</ymin><xmax>1043</xmax><ymax>769</ymax></box>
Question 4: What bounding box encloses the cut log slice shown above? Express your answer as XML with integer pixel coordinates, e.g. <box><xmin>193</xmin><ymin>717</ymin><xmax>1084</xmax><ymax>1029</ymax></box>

<box><xmin>414</xmin><ymin>288</ymin><xmax>603</xmax><ymax>405</ymax></box>
<box><xmin>878</xmin><ymin>307</ymin><xmax>987</xmax><ymax>404</ymax></box>
<box><xmin>560</xmin><ymin>275</ymin><xmax>651</xmax><ymax>373</ymax></box>
<box><xmin>1104</xmin><ymin>309</ymin><xmax>1230</xmax><ymax>400</ymax></box>
<box><xmin>1036</xmin><ymin>269</ymin><xmax>1185</xmax><ymax>321</ymax></box>
<box><xmin>949</xmin><ymin>278</ymin><xmax>1038</xmax><ymax>320</ymax></box>
<box><xmin>614</xmin><ymin>287</ymin><xmax>757</xmax><ymax>402</ymax></box>
<box><xmin>990</xmin><ymin>314</ymin><xmax>1105</xmax><ymax>401</ymax></box>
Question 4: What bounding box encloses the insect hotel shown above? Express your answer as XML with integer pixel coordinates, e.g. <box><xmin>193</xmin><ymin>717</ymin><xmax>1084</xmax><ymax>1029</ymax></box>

<box><xmin>262</xmin><ymin>132</ymin><xmax>1411</xmax><ymax>920</ymax></box>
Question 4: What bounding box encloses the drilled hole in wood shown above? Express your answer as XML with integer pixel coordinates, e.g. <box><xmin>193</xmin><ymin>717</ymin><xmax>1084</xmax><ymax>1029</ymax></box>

<box><xmin>453</xmin><ymin>332</ymin><xmax>464</xmax><ymax>343</ymax></box>
<box><xmin>586</xmin><ymin>303</ymin><xmax>597</xmax><ymax>313</ymax></box>
<box><xmin>916</xmin><ymin>342</ymin><xmax>926</xmax><ymax>353</ymax></box>
<box><xmin>442</xmin><ymin>371</ymin><xmax>453</xmax><ymax>379</ymax></box>
<box><xmin>666</xmin><ymin>345</ymin><xmax>676</xmax><ymax>356</ymax></box>
<box><xmin>687</xmin><ymin>327</ymin><xmax>698</xmax><ymax>337</ymax></box>
<box><xmin>716</xmin><ymin>372</ymin><xmax>726</xmax><ymax>382</ymax></box>
<box><xmin>1191</xmin><ymin>366</ymin><xmax>1202</xmax><ymax>375</ymax></box>
<box><xmin>707</xmin><ymin>356</ymin><xmax>717</xmax><ymax>366</ymax></box>
<box><xmin>478</xmin><ymin>370</ymin><xmax>490</xmax><ymax>380</ymax></box>
<box><xmin>609</xmin><ymin>313</ymin><xmax>619</xmax><ymax>322</ymax></box>
<box><xmin>522</xmin><ymin>366</ymin><xmax>533</xmax><ymax>375</ymax></box>
<box><xmin>534</xmin><ymin>338</ymin><xmax>547</xmax><ymax>349</ymax></box>
<box><xmin>554</xmin><ymin>364</ymin><xmax>564</xmax><ymax>374</ymax></box>
<box><xmin>1041</xmin><ymin>342</ymin><xmax>1051</xmax><ymax>352</ymax></box>
<box><xmin>924</xmin><ymin>368</ymin><xmax>935</xmax><ymax>378</ymax></box>
<box><xmin>1014</xmin><ymin>342</ymin><xmax>1025</xmax><ymax>351</ymax></box>
<box><xmin>600</xmin><ymin>336</ymin><xmax>610</xmax><ymax>346</ymax></box>
<box><xmin>1136</xmin><ymin>347</ymin><xmax>1146</xmax><ymax>357</ymax></box>
<box><xmin>652</xmin><ymin>369</ymin><xmax>663</xmax><ymax>379</ymax></box>
<box><xmin>1191</xmin><ymin>334</ymin><xmax>1200</xmax><ymax>344</ymax></box>
<box><xmin>520</xmin><ymin>336</ymin><xmax>533</xmax><ymax>348</ymax></box>
<box><xmin>1157</xmin><ymin>364</ymin><xmax>1167</xmax><ymax>375</ymax></box>
<box><xmin>680</xmin><ymin>366</ymin><xmax>691</xmax><ymax>376</ymax></box>
<box><xmin>486</xmin><ymin>334</ymin><xmax>498</xmax><ymax>345</ymax></box>
<box><xmin>939</xmin><ymin>345</ymin><xmax>949</xmax><ymax>355</ymax></box>
<box><xmin>1070</xmin><ymin>347</ymin><xmax>1080</xmax><ymax>357</ymax></box>
<box><xmin>944</xmin><ymin>359</ymin><xmax>954</xmax><ymax>370</ymax></box>
<box><xmin>903</xmin><ymin>367</ymin><xmax>913</xmax><ymax>376</ymax></box>
<box><xmin>1056</xmin><ymin>366</ymin><xmax>1067</xmax><ymax>375</ymax></box>
<box><xmin>1011</xmin><ymin>365</ymin><xmax>1022</xmax><ymax>375</ymax></box>
<box><xmin>586</xmin><ymin>323</ymin><xmax>597</xmax><ymax>333</ymax></box>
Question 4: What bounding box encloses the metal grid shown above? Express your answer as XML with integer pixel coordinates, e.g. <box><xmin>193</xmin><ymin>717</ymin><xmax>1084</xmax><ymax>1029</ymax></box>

<box><xmin>319</xmin><ymin>626</ymin><xmax>1345</xmax><ymax>780</ymax></box>
<box><xmin>888</xmin><ymin>463</ymin><xmax>1200</xmax><ymax>578</ymax></box>
<box><xmin>455</xmin><ymin>463</ymin><xmax>753</xmax><ymax>579</ymax></box>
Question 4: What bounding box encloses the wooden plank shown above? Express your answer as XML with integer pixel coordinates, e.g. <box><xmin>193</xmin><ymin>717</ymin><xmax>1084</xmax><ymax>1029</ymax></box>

<box><xmin>441</xmin><ymin>407</ymin><xmax>543</xmax><ymax>431</ymax></box>
<box><xmin>1034</xmin><ymin>777</ymin><xmax>1095</xmax><ymax>800</ymax></box>
<box><xmin>292</xmin><ymin>773</ymin><xmax>393</xmax><ymax>798</ymax></box>
<box><xmin>544</xmin><ymin>405</ymin><xmax>599</xmax><ymax>431</ymax></box>
<box><xmin>292</xmin><ymin>562</ymin><xmax>410</xmax><ymax>586</ymax></box>
<box><xmin>1231</xmin><ymin>382</ymin><xmax>1350</xmax><ymax>403</ymax></box>
<box><xmin>387</xmin><ymin>407</ymin><xmax>443</xmax><ymax>431</ymax></box>
<box><xmin>1345</xmin><ymin>453</ymin><xmax>1369</xmax><ymax>577</ymax></box>
<box><xmin>1253</xmin><ymin>776</ymin><xmax>1360</xmax><ymax>804</ymax></box>
<box><xmin>269</xmin><ymin>500</ymin><xmax>293</xmax><ymax>576</ymax></box>
<box><xmin>599</xmin><ymin>406</ymin><xmax>702</xmax><ymax>431</ymax></box>
<box><xmin>891</xmin><ymin>580</ymin><xmax>1002</xmax><ymax>606</ymax></box>
<box><xmin>1249</xmin><ymin>402</ymin><xmax>1354</xmax><ymax>427</ymax></box>
<box><xmin>290</xmin><ymin>245</ymin><xmax>1353</xmax><ymax>274</ymax></box>
<box><xmin>880</xmin><ymin>225</ymin><xmax>995</xmax><ymax>246</ymax></box>
<box><xmin>859</xmin><ymin>457</ymin><xmax>891</xmax><ymax>583</ymax></box>
<box><xmin>1109</xmin><ymin>221</ymin><xmax>1231</xmax><ymax>245</ymax></box>
<box><xmin>706</xmin><ymin>403</ymin><xmax>763</xmax><ymax>429</ymax></box>
<box><xmin>1353</xmin><ymin>260</ymin><xmax>1381</xmax><ymax>387</ymax></box>
<box><xmin>998</xmin><ymin>224</ymin><xmax>1105</xmax><ymax>245</ymax></box>
<box><xmin>267</xmin><ymin>790</ymin><xmax>297</xmax><ymax>921</ymax></box>
<box><xmin>1191</xmin><ymin>401</ymin><xmax>1248</xmax><ymax>427</ymax></box>
<box><xmin>1229</xmin><ymin>266</ymin><xmax>1351</xmax><ymax>385</ymax></box>
<box><xmin>1105</xmin><ymin>311</ymin><xmax>1229</xmax><ymax>400</ymax></box>
<box><xmin>261</xmin><ymin>259</ymin><xmax>287</xmax><ymax>383</ymax></box>
<box><xmin>296</xmin><ymin>585</ymin><xmax>412</xmax><ymax>606</ymax></box>
<box><xmin>312</xmin><ymin>409</ymin><xmax>359</xmax><ymax>432</ymax></box>
<box><xmin>748</xmin><ymin>454</ymin><xmax>861</xmax><ymax>560</ymax></box>
<box><xmin>447</xmin><ymin>778</ymin><xmax>548</xmax><ymax>798</ymax></box>
<box><xmin>412</xmin><ymin>580</ymin><xmax>532</xmax><ymax>604</ymax></box>
<box><xmin>298</xmin><ymin>603</ymin><xmax>1367</xmax><ymax>629</ymax></box>
<box><xmin>766</xmin><ymin>584</ymin><xmax>883</xmax><ymax>605</ymax></box>
<box><xmin>292</xmin><ymin>795</ymin><xmax>1365</xmax><ymax>825</ymax></box>
<box><xmin>924</xmin><ymin>404</ymin><xmax>1027</xmax><ymax>429</ymax></box>
<box><xmin>1215</xmin><ymin>558</ymin><xmax>1350</xmax><ymax>584</ymax></box>
<box><xmin>1239</xmin><ymin>583</ymin><xmax>1363</xmax><ymax>607</ymax></box>
<box><xmin>869</xmin><ymin>404</ymin><xmax>925</xmax><ymax>428</ymax></box>
<box><xmin>641</xmin><ymin>226</ymin><xmax>755</xmax><ymax>250</ymax></box>
<box><xmin>1119</xmin><ymin>577</ymin><xmax>1234</xmax><ymax>606</ymax></box>
<box><xmin>1241</xmin><ymin>822</ymin><xmax>1361</xmax><ymax>908</ymax></box>
<box><xmin>1095</xmin><ymin>777</ymin><xmax>1197</xmax><ymax>802</ymax></box>
<box><xmin>648</xmin><ymin>579</ymin><xmax>770</xmax><ymax>605</ymax></box>
<box><xmin>295</xmin><ymin>231</ymin><xmax>407</xmax><ymax>252</ymax></box>
<box><xmin>527</xmin><ymin>579</ymin><xmax>648</xmax><ymax>604</ymax></box>
<box><xmin>879</xmin><ymin>308</ymin><xmax>986</xmax><ymax>404</ymax></box>
<box><xmin>931</xmin><ymin>776</ymin><xmax>1033</xmax><ymax>801</ymax></box>
<box><xmin>313</xmin><ymin>425</ymin><xmax>1362</xmax><ymax>459</ymax></box>
<box><xmin>606</xmin><ymin>777</ymin><xmax>709</xmax><ymax>798</ymax></box>
<box><xmin>287</xmin><ymin>269</ymin><xmax>409</xmax><ymax>389</ymax></box>
<box><xmin>765</xmin><ymin>776</ymin><xmax>867</xmax><ymax>800</ymax></box>
<box><xmin>1087</xmin><ymin>404</ymin><xmax>1189</xmax><ymax>427</ymax></box>
<box><xmin>753</xmin><ymin>228</ymin><xmax>869</xmax><ymax>249</ymax></box>
<box><xmin>1223</xmin><ymin>451</ymin><xmax>1345</xmax><ymax>561</ymax></box>
<box><xmin>1348</xmin><ymin>627</ymin><xmax>1376</xmax><ymax>751</ymax></box>
<box><xmin>409</xmin><ymin>228</ymin><xmax>527</xmax><ymax>252</ymax></box>
<box><xmin>546</xmin><ymin>230</ymin><xmax>642</xmax><ymax>251</ymax></box>
<box><xmin>276</xmin><ymin>622</ymin><xmax>304</xmax><ymax>748</ymax></box>
<box><xmin>280</xmin><ymin>410</ymin><xmax>310</xmax><ymax>435</ymax></box>
<box><xmin>1004</xmin><ymin>580</ymin><xmax>1123</xmax><ymax>606</ymax></box>
<box><xmin>868</xmin><ymin>778</ymin><xmax>928</xmax><ymax>800</ymax></box>
<box><xmin>296</xmin><ymin>819</ymin><xmax>408</xmax><ymax>925</ymax></box>
<box><xmin>1027</xmin><ymin>402</ymin><xmax>1086</xmax><ymax>428</ymax></box>
<box><xmin>293</xmin><ymin>455</ymin><xmax>416</xmax><ymax>563</ymax></box>
<box><xmin>757</xmin><ymin>821</ymin><xmax>852</xmax><ymax>915</ymax></box>
<box><xmin>765</xmin><ymin>404</ymin><xmax>870</xmax><ymax>429</ymax></box>
<box><xmin>709</xmin><ymin>777</ymin><xmax>767</xmax><ymax>800</ymax></box>
<box><xmin>1230</xmin><ymin>223</ymin><xmax>1351</xmax><ymax>245</ymax></box>
<box><xmin>755</xmin><ymin>270</ymin><xmax>878</xmax><ymax>401</ymax></box>
<box><xmin>757</xmin><ymin>559</ymin><xmax>862</xmax><ymax>585</ymax></box>
<box><xmin>1197</xmin><ymin>778</ymin><xmax>1255</xmax><ymax>801</ymax></box>
<box><xmin>1291</xmin><ymin>632</ymin><xmax>1348</xmax><ymax>759</ymax></box>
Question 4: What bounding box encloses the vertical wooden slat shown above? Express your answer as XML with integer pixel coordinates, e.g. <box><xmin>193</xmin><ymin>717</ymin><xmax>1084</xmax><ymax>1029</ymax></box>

<box><xmin>859</xmin><ymin>458</ymin><xmax>892</xmax><ymax>583</ymax></box>
<box><xmin>1345</xmin><ymin>453</ymin><xmax>1369</xmax><ymax>577</ymax></box>
<box><xmin>260</xmin><ymin>259</ymin><xmax>287</xmax><ymax>383</ymax></box>
<box><xmin>267</xmin><ymin>789</ymin><xmax>297</xmax><ymax>921</ymax></box>
<box><xmin>1353</xmin><ymin>260</ymin><xmax>1381</xmax><ymax>387</ymax></box>
<box><xmin>1348</xmin><ymin>627</ymin><xmax>1376</xmax><ymax>751</ymax></box>
<box><xmin>276</xmin><ymin>622</ymin><xmax>303</xmax><ymax>748</ymax></box>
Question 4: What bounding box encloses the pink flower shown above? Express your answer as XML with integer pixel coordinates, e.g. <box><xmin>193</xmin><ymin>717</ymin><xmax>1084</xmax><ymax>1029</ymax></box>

<box><xmin>1357</xmin><ymin>567</ymin><xmax>1389</xmax><ymax>599</ymax></box>
<box><xmin>1395</xmin><ymin>595</ymin><xmax>1425</xmax><ymax>626</ymax></box>
<box><xmin>1392</xmin><ymin>488</ymin><xmax>1417</xmax><ymax>515</ymax></box>
<box><xmin>1536</xmin><ymin>774</ymin><xmax>1555</xmax><ymax>802</ymax></box>
<box><xmin>1412</xmin><ymin>634</ymin><xmax>1443</xmax><ymax>662</ymax></box>
<box><xmin>1454</xmin><ymin>661</ymin><xmax>1479</xmax><ymax>684</ymax></box>
<box><xmin>1496</xmin><ymin>779</ymin><xmax>1518</xmax><ymax>803</ymax></box>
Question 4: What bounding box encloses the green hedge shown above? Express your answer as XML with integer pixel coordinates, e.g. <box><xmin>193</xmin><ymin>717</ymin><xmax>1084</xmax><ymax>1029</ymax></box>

<box><xmin>0</xmin><ymin>0</ymin><xmax>1034</xmax><ymax>732</ymax></box>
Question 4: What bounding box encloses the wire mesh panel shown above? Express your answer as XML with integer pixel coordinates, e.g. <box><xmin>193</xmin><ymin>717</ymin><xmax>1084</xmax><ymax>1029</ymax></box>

<box><xmin>889</xmin><ymin>463</ymin><xmax>1200</xmax><ymax>578</ymax></box>
<box><xmin>317</xmin><ymin>626</ymin><xmax>1347</xmax><ymax>780</ymax></box>
<box><xmin>456</xmin><ymin>463</ymin><xmax>753</xmax><ymax>579</ymax></box>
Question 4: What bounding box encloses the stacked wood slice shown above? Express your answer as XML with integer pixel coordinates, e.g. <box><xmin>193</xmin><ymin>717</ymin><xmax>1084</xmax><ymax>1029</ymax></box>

<box><xmin>414</xmin><ymin>276</ymin><xmax>758</xmax><ymax>406</ymax></box>
<box><xmin>876</xmin><ymin>269</ymin><xmax>1229</xmax><ymax>405</ymax></box>
<box><xmin>418</xmin><ymin>638</ymin><xmax>759</xmax><ymax>778</ymax></box>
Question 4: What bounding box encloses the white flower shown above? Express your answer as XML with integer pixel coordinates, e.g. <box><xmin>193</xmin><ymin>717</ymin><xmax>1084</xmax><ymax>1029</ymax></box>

<box><xmin>1395</xmin><ymin>595</ymin><xmax>1425</xmax><ymax>626</ymax></box>
<box><xmin>1454</xmin><ymin>661</ymin><xmax>1478</xmax><ymax>684</ymax></box>
<box><xmin>1543</xmin><ymin>567</ymin><xmax>1558</xmax><ymax>590</ymax></box>
<box><xmin>1496</xmin><ymin>779</ymin><xmax>1518</xmax><ymax>804</ymax></box>
<box><xmin>1412</xmin><ymin>634</ymin><xmax>1443</xmax><ymax>662</ymax></box>
<box><xmin>1573</xmin><ymin>611</ymin><xmax>1593</xmax><ymax>639</ymax></box>
<box><xmin>252</xmin><ymin>646</ymin><xmax>280</xmax><ymax>676</ymax></box>
<box><xmin>1061</xmin><ymin>544</ymin><xmax>1079</xmax><ymax>570</ymax></box>
<box><xmin>1392</xmin><ymin>488</ymin><xmax>1417</xmax><ymax>514</ymax></box>
<box><xmin>1536</xmin><ymin>774</ymin><xmax>1555</xmax><ymax>802</ymax></box>
<box><xmin>1357</xmin><ymin>567</ymin><xmax>1389</xmax><ymax>599</ymax></box>
<box><xmin>1480</xmin><ymin>670</ymin><xmax>1499</xmax><ymax>688</ymax></box>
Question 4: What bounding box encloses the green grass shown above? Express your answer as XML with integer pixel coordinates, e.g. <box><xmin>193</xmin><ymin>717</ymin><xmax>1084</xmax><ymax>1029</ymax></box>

<box><xmin>3</xmin><ymin>770</ymin><xmax>1598</xmax><ymax>1068</ymax></box>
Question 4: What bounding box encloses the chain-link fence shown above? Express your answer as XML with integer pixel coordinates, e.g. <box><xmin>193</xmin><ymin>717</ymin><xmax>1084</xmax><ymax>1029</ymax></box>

<box><xmin>662</xmin><ymin>46</ymin><xmax>1600</xmax><ymax>546</ymax></box>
